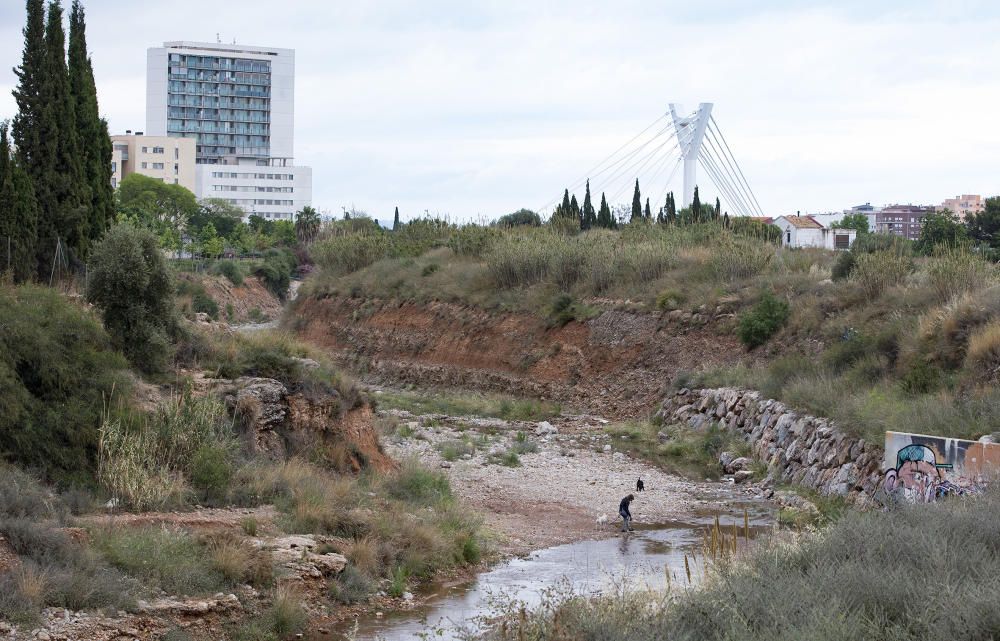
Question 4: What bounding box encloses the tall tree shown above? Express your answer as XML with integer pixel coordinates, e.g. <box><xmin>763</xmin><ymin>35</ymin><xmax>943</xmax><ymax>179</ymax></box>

<box><xmin>12</xmin><ymin>0</ymin><xmax>46</xmax><ymax>179</ymax></box>
<box><xmin>555</xmin><ymin>188</ymin><xmax>571</xmax><ymax>219</ymax></box>
<box><xmin>644</xmin><ymin>197</ymin><xmax>651</xmax><ymax>220</ymax></box>
<box><xmin>569</xmin><ymin>194</ymin><xmax>581</xmax><ymax>224</ymax></box>
<box><xmin>68</xmin><ymin>0</ymin><xmax>112</xmax><ymax>249</ymax></box>
<box><xmin>294</xmin><ymin>205</ymin><xmax>321</xmax><ymax>243</ymax></box>
<box><xmin>392</xmin><ymin>206</ymin><xmax>400</xmax><ymax>231</ymax></box>
<box><xmin>666</xmin><ymin>191</ymin><xmax>676</xmax><ymax>223</ymax></box>
<box><xmin>630</xmin><ymin>179</ymin><xmax>642</xmax><ymax>223</ymax></box>
<box><xmin>967</xmin><ymin>197</ymin><xmax>1000</xmax><ymax>250</ymax></box>
<box><xmin>691</xmin><ymin>186</ymin><xmax>702</xmax><ymax>223</ymax></box>
<box><xmin>0</xmin><ymin>124</ymin><xmax>40</xmax><ymax>281</ymax></box>
<box><xmin>714</xmin><ymin>197</ymin><xmax>721</xmax><ymax>220</ymax></box>
<box><xmin>30</xmin><ymin>0</ymin><xmax>89</xmax><ymax>272</ymax></box>
<box><xmin>597</xmin><ymin>192</ymin><xmax>613</xmax><ymax>229</ymax></box>
<box><xmin>581</xmin><ymin>180</ymin><xmax>595</xmax><ymax>231</ymax></box>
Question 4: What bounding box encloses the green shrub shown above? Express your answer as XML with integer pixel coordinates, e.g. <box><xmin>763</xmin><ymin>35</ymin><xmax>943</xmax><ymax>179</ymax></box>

<box><xmin>0</xmin><ymin>285</ymin><xmax>131</xmax><ymax>481</ymax></box>
<box><xmin>0</xmin><ymin>518</ymin><xmax>137</xmax><ymax>623</ymax></box>
<box><xmin>192</xmin><ymin>289</ymin><xmax>219</xmax><ymax>319</ymax></box>
<box><xmin>852</xmin><ymin>232</ymin><xmax>912</xmax><ymax>255</ymax></box>
<box><xmin>248</xmin><ymin>307</ymin><xmax>267</xmax><ymax>323</ymax></box>
<box><xmin>214</xmin><ymin>260</ymin><xmax>245</xmax><ymax>286</ymax></box>
<box><xmin>737</xmin><ymin>291</ymin><xmax>790</xmax><ymax>348</ymax></box>
<box><xmin>655</xmin><ymin>288</ymin><xmax>687</xmax><ymax>310</ymax></box>
<box><xmin>190</xmin><ymin>443</ymin><xmax>234</xmax><ymax>502</ymax></box>
<box><xmin>328</xmin><ymin>565</ymin><xmax>374</xmax><ymax>604</ymax></box>
<box><xmin>86</xmin><ymin>224</ymin><xmax>176</xmax><ymax>373</ymax></box>
<box><xmin>383</xmin><ymin>462</ymin><xmax>453</xmax><ymax>506</ymax></box>
<box><xmin>421</xmin><ymin>263</ymin><xmax>440</xmax><ymax>277</ymax></box>
<box><xmin>831</xmin><ymin>251</ymin><xmax>856</xmax><ymax>280</ymax></box>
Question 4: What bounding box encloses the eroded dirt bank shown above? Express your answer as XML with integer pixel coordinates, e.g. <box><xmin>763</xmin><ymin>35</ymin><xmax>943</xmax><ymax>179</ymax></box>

<box><xmin>295</xmin><ymin>296</ymin><xmax>757</xmax><ymax>418</ymax></box>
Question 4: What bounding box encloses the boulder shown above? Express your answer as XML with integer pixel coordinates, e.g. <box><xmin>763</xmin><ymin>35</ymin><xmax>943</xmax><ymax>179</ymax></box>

<box><xmin>313</xmin><ymin>553</ymin><xmax>348</xmax><ymax>576</ymax></box>
<box><xmin>719</xmin><ymin>451</ymin><xmax>736</xmax><ymax>471</ymax></box>
<box><xmin>535</xmin><ymin>421</ymin><xmax>558</xmax><ymax>436</ymax></box>
<box><xmin>733</xmin><ymin>470</ymin><xmax>753</xmax><ymax>484</ymax></box>
<box><xmin>727</xmin><ymin>457</ymin><xmax>752</xmax><ymax>473</ymax></box>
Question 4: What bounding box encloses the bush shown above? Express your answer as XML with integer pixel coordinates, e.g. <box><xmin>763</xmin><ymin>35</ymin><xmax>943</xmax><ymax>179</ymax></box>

<box><xmin>0</xmin><ymin>285</ymin><xmax>131</xmax><ymax>481</ymax></box>
<box><xmin>86</xmin><ymin>224</ymin><xmax>176</xmax><ymax>373</ymax></box>
<box><xmin>213</xmin><ymin>260</ymin><xmax>245</xmax><ymax>286</ymax></box>
<box><xmin>382</xmin><ymin>461</ymin><xmax>453</xmax><ymax>506</ymax></box>
<box><xmin>851</xmin><ymin>251</ymin><xmax>912</xmax><ymax>297</ymax></box>
<box><xmin>926</xmin><ymin>246</ymin><xmax>997</xmax><ymax>302</ymax></box>
<box><xmin>192</xmin><ymin>289</ymin><xmax>219</xmax><ymax>319</ymax></box>
<box><xmin>737</xmin><ymin>291</ymin><xmax>790</xmax><ymax>348</ymax></box>
<box><xmin>329</xmin><ymin>565</ymin><xmax>375</xmax><ymax>604</ymax></box>
<box><xmin>831</xmin><ymin>251</ymin><xmax>855</xmax><ymax>280</ymax></box>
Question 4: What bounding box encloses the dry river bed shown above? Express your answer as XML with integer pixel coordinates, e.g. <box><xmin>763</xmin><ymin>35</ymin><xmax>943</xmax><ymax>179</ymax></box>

<box><xmin>380</xmin><ymin>407</ymin><xmax>770</xmax><ymax>556</ymax></box>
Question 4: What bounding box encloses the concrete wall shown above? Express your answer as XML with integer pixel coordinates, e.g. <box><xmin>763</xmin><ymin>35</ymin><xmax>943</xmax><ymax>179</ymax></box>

<box><xmin>879</xmin><ymin>431</ymin><xmax>998</xmax><ymax>503</ymax></box>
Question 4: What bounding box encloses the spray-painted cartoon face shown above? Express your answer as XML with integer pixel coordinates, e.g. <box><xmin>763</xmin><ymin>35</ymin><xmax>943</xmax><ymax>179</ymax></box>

<box><xmin>883</xmin><ymin>444</ymin><xmax>948</xmax><ymax>503</ymax></box>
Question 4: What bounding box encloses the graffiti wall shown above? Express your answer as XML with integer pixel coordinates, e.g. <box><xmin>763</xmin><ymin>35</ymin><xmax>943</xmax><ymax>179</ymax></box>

<box><xmin>879</xmin><ymin>431</ymin><xmax>1000</xmax><ymax>504</ymax></box>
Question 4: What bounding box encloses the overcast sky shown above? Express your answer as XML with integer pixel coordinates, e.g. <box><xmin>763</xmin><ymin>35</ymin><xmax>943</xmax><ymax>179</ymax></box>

<box><xmin>2</xmin><ymin>0</ymin><xmax>999</xmax><ymax>222</ymax></box>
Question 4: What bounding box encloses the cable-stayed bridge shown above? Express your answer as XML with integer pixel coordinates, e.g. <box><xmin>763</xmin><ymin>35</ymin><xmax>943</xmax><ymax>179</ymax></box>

<box><xmin>541</xmin><ymin>103</ymin><xmax>764</xmax><ymax>218</ymax></box>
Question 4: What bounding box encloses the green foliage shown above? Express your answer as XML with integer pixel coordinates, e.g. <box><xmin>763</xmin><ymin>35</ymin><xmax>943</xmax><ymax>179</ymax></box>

<box><xmin>212</xmin><ymin>259</ymin><xmax>245</xmax><ymax>286</ymax></box>
<box><xmin>383</xmin><ymin>462</ymin><xmax>453</xmax><ymax>506</ymax></box>
<box><xmin>0</xmin><ymin>123</ymin><xmax>40</xmax><ymax>284</ymax></box>
<box><xmin>737</xmin><ymin>291</ymin><xmax>790</xmax><ymax>348</ymax></box>
<box><xmin>851</xmin><ymin>251</ymin><xmax>913</xmax><ymax>297</ymax></box>
<box><xmin>0</xmin><ymin>284</ymin><xmax>129</xmax><ymax>481</ymax></box>
<box><xmin>294</xmin><ymin>205</ymin><xmax>321</xmax><ymax>244</ymax></box>
<box><xmin>831</xmin><ymin>250</ymin><xmax>856</xmax><ymax>280</ymax></box>
<box><xmin>86</xmin><ymin>224</ymin><xmax>176</xmax><ymax>372</ymax></box>
<box><xmin>329</xmin><ymin>565</ymin><xmax>375</xmax><ymax>604</ymax></box>
<box><xmin>253</xmin><ymin>248</ymin><xmax>296</xmax><ymax>299</ymax></box>
<box><xmin>116</xmin><ymin>174</ymin><xmax>199</xmax><ymax>252</ymax></box>
<box><xmin>831</xmin><ymin>212</ymin><xmax>870</xmax><ymax>234</ymax></box>
<box><xmin>966</xmin><ymin>196</ymin><xmax>1000</xmax><ymax>249</ymax></box>
<box><xmin>192</xmin><ymin>288</ymin><xmax>219</xmax><ymax>319</ymax></box>
<box><xmin>915</xmin><ymin>210</ymin><xmax>968</xmax><ymax>255</ymax></box>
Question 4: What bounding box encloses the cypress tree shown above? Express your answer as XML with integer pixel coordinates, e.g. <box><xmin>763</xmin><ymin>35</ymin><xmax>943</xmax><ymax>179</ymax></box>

<box><xmin>12</xmin><ymin>0</ymin><xmax>46</xmax><ymax>178</ymax></box>
<box><xmin>556</xmin><ymin>188</ymin><xmax>571</xmax><ymax>219</ymax></box>
<box><xmin>644</xmin><ymin>197</ymin><xmax>651</xmax><ymax>220</ymax></box>
<box><xmin>714</xmin><ymin>197</ymin><xmax>721</xmax><ymax>221</ymax></box>
<box><xmin>581</xmin><ymin>180</ymin><xmax>595</xmax><ymax>231</ymax></box>
<box><xmin>691</xmin><ymin>186</ymin><xmax>701</xmax><ymax>223</ymax></box>
<box><xmin>723</xmin><ymin>212</ymin><xmax>730</xmax><ymax>228</ymax></box>
<box><xmin>0</xmin><ymin>125</ymin><xmax>40</xmax><ymax>282</ymax></box>
<box><xmin>69</xmin><ymin>0</ymin><xmax>112</xmax><ymax>249</ymax></box>
<box><xmin>597</xmin><ymin>192</ymin><xmax>613</xmax><ymax>229</ymax></box>
<box><xmin>392</xmin><ymin>206</ymin><xmax>400</xmax><ymax>231</ymax></box>
<box><xmin>630</xmin><ymin>179</ymin><xmax>642</xmax><ymax>223</ymax></box>
<box><xmin>569</xmin><ymin>194</ymin><xmax>581</xmax><ymax>224</ymax></box>
<box><xmin>667</xmin><ymin>191</ymin><xmax>676</xmax><ymax>223</ymax></box>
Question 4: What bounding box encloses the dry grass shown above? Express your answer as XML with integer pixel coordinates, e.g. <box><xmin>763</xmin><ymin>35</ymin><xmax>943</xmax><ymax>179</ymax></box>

<box><xmin>965</xmin><ymin>321</ymin><xmax>1000</xmax><ymax>381</ymax></box>
<box><xmin>344</xmin><ymin>536</ymin><xmax>382</xmax><ymax>578</ymax></box>
<box><xmin>851</xmin><ymin>251</ymin><xmax>913</xmax><ymax>297</ymax></box>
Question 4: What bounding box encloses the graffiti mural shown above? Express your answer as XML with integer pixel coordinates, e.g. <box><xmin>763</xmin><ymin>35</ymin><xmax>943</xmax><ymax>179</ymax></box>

<box><xmin>877</xmin><ymin>431</ymin><xmax>1000</xmax><ymax>505</ymax></box>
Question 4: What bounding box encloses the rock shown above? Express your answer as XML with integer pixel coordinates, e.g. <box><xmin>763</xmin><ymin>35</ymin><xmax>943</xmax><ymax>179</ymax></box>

<box><xmin>733</xmin><ymin>470</ymin><xmax>753</xmax><ymax>483</ymax></box>
<box><xmin>596</xmin><ymin>514</ymin><xmax>608</xmax><ymax>524</ymax></box>
<box><xmin>293</xmin><ymin>357</ymin><xmax>321</xmax><ymax>369</ymax></box>
<box><xmin>403</xmin><ymin>591</ymin><xmax>414</xmax><ymax>602</ymax></box>
<box><xmin>602</xmin><ymin>444</ymin><xmax>612</xmax><ymax>452</ymax></box>
<box><xmin>719</xmin><ymin>451</ymin><xmax>736</xmax><ymax>471</ymax></box>
<box><xmin>657</xmin><ymin>431</ymin><xmax>670</xmax><ymax>443</ymax></box>
<box><xmin>104</xmin><ymin>497</ymin><xmax>120</xmax><ymax>509</ymax></box>
<box><xmin>440</xmin><ymin>461</ymin><xmax>452</xmax><ymax>468</ymax></box>
<box><xmin>33</xmin><ymin>630</ymin><xmax>50</xmax><ymax>641</ymax></box>
<box><xmin>727</xmin><ymin>457</ymin><xmax>751</xmax><ymax>473</ymax></box>
<box><xmin>313</xmin><ymin>553</ymin><xmax>348</xmax><ymax>576</ymax></box>
<box><xmin>535</xmin><ymin>421</ymin><xmax>558</xmax><ymax>436</ymax></box>
<box><xmin>612</xmin><ymin>452</ymin><xmax>626</xmax><ymax>461</ymax></box>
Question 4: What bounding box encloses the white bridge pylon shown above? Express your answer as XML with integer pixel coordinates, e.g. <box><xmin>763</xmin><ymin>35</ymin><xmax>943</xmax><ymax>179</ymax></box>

<box><xmin>669</xmin><ymin>103</ymin><xmax>712</xmax><ymax>209</ymax></box>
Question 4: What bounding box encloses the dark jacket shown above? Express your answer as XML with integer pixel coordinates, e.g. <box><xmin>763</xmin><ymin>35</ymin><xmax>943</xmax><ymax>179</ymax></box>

<box><xmin>619</xmin><ymin>497</ymin><xmax>632</xmax><ymax>518</ymax></box>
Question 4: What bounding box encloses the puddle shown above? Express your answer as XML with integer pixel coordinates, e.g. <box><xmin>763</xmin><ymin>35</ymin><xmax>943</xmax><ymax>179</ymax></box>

<box><xmin>325</xmin><ymin>503</ymin><xmax>773</xmax><ymax>641</ymax></box>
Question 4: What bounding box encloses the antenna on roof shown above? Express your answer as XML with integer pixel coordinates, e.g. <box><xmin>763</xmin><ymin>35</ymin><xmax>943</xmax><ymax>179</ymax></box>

<box><xmin>216</xmin><ymin>32</ymin><xmax>221</xmax><ymax>43</ymax></box>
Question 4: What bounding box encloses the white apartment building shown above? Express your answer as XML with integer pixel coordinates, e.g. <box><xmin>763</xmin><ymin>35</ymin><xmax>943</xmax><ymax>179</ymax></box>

<box><xmin>145</xmin><ymin>40</ymin><xmax>312</xmax><ymax>220</ymax></box>
<box><xmin>110</xmin><ymin>132</ymin><xmax>196</xmax><ymax>192</ymax></box>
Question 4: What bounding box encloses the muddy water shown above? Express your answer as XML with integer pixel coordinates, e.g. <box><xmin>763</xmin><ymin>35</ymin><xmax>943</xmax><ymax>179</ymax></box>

<box><xmin>326</xmin><ymin>499</ymin><xmax>773</xmax><ymax>641</ymax></box>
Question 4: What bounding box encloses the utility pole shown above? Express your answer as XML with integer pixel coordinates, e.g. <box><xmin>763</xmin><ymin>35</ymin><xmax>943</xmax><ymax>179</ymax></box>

<box><xmin>669</xmin><ymin>103</ymin><xmax>713</xmax><ymax>209</ymax></box>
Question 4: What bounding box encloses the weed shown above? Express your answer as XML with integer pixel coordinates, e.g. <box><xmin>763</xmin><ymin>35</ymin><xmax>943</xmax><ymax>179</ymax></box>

<box><xmin>737</xmin><ymin>291</ymin><xmax>790</xmax><ymax>348</ymax></box>
<box><xmin>329</xmin><ymin>565</ymin><xmax>374</xmax><ymax>604</ymax></box>
<box><xmin>240</xmin><ymin>516</ymin><xmax>259</xmax><ymax>537</ymax></box>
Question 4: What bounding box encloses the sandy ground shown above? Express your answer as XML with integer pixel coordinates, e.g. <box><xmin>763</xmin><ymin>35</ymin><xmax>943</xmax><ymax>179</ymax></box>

<box><xmin>382</xmin><ymin>410</ymin><xmax>758</xmax><ymax>555</ymax></box>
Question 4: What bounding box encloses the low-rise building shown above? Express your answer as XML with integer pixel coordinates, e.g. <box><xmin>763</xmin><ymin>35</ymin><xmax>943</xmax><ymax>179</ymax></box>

<box><xmin>939</xmin><ymin>194</ymin><xmax>984</xmax><ymax>220</ymax></box>
<box><xmin>773</xmin><ymin>215</ymin><xmax>856</xmax><ymax>250</ymax></box>
<box><xmin>875</xmin><ymin>205</ymin><xmax>934</xmax><ymax>241</ymax></box>
<box><xmin>110</xmin><ymin>131</ymin><xmax>196</xmax><ymax>192</ymax></box>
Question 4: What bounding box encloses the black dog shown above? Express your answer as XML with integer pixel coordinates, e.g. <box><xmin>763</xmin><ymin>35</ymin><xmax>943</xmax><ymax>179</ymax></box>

<box><xmin>636</xmin><ymin>478</ymin><xmax>645</xmax><ymax>492</ymax></box>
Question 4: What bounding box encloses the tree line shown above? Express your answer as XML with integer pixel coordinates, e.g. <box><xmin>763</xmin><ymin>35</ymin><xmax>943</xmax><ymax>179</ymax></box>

<box><xmin>549</xmin><ymin>179</ymin><xmax>729</xmax><ymax>231</ymax></box>
<box><xmin>0</xmin><ymin>0</ymin><xmax>112</xmax><ymax>281</ymax></box>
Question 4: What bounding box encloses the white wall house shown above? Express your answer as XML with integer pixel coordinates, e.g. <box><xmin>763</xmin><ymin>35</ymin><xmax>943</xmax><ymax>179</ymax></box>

<box><xmin>773</xmin><ymin>215</ymin><xmax>856</xmax><ymax>250</ymax></box>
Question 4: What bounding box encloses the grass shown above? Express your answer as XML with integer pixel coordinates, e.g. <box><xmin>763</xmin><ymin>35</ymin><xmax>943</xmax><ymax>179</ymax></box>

<box><xmin>375</xmin><ymin>388</ymin><xmax>561</xmax><ymax>422</ymax></box>
<box><xmin>233</xmin><ymin>586</ymin><xmax>308</xmax><ymax>641</ymax></box>
<box><xmin>477</xmin><ymin>489</ymin><xmax>1000</xmax><ymax>641</ymax></box>
<box><xmin>608</xmin><ymin>421</ymin><xmax>750</xmax><ymax>480</ymax></box>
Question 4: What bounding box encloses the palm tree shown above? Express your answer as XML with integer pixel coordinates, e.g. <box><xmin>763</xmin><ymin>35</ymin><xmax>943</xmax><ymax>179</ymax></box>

<box><xmin>294</xmin><ymin>206</ymin><xmax>321</xmax><ymax>244</ymax></box>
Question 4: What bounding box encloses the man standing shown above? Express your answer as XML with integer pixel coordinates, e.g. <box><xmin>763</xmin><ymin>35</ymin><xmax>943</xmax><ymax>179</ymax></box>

<box><xmin>619</xmin><ymin>494</ymin><xmax>635</xmax><ymax>532</ymax></box>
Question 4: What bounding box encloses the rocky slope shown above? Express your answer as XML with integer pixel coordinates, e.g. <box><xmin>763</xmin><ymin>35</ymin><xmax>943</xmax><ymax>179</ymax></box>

<box><xmin>294</xmin><ymin>296</ymin><xmax>761</xmax><ymax>418</ymax></box>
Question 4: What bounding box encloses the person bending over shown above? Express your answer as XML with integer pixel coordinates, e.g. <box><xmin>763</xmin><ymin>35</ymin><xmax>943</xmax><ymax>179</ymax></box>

<box><xmin>619</xmin><ymin>494</ymin><xmax>635</xmax><ymax>532</ymax></box>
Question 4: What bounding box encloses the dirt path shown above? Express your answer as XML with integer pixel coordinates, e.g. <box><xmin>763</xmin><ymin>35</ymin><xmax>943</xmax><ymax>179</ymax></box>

<box><xmin>381</xmin><ymin>410</ymin><xmax>757</xmax><ymax>556</ymax></box>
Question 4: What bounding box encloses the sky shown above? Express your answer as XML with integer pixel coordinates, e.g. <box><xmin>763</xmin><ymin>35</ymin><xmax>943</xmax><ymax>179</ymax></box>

<box><xmin>2</xmin><ymin>0</ymin><xmax>1000</xmax><ymax>222</ymax></box>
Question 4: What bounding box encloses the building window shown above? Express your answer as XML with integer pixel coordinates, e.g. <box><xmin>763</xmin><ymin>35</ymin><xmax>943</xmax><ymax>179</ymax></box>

<box><xmin>152</xmin><ymin>146</ymin><xmax>164</xmax><ymax>154</ymax></box>
<box><xmin>141</xmin><ymin>162</ymin><xmax>147</xmax><ymax>169</ymax></box>
<box><xmin>152</xmin><ymin>163</ymin><xmax>164</xmax><ymax>169</ymax></box>
<box><xmin>174</xmin><ymin>164</ymin><xmax>179</xmax><ymax>175</ymax></box>
<box><xmin>175</xmin><ymin>147</ymin><xmax>180</xmax><ymax>160</ymax></box>
<box><xmin>141</xmin><ymin>146</ymin><xmax>148</xmax><ymax>153</ymax></box>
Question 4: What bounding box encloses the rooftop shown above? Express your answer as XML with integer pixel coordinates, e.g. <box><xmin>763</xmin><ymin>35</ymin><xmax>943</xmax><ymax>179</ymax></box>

<box><xmin>779</xmin><ymin>215</ymin><xmax>824</xmax><ymax>229</ymax></box>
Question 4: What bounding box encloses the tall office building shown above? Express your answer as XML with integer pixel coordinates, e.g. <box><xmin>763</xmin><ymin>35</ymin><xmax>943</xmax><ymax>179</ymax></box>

<box><xmin>146</xmin><ymin>41</ymin><xmax>312</xmax><ymax>220</ymax></box>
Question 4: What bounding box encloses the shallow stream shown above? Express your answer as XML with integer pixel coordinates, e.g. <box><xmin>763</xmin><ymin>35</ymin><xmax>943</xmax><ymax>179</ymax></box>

<box><xmin>326</xmin><ymin>499</ymin><xmax>773</xmax><ymax>641</ymax></box>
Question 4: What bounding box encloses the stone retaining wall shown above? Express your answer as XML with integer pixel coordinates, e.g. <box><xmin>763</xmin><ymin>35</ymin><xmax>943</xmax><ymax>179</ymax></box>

<box><xmin>655</xmin><ymin>387</ymin><xmax>884</xmax><ymax>503</ymax></box>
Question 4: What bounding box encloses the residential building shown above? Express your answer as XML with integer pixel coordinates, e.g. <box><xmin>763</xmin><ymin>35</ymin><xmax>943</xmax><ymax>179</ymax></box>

<box><xmin>145</xmin><ymin>40</ymin><xmax>312</xmax><ymax>220</ymax></box>
<box><xmin>772</xmin><ymin>215</ymin><xmax>856</xmax><ymax>250</ymax></box>
<box><xmin>844</xmin><ymin>203</ymin><xmax>881</xmax><ymax>233</ymax></box>
<box><xmin>939</xmin><ymin>194</ymin><xmax>984</xmax><ymax>220</ymax></box>
<box><xmin>875</xmin><ymin>205</ymin><xmax>934</xmax><ymax>241</ymax></box>
<box><xmin>110</xmin><ymin>132</ymin><xmax>196</xmax><ymax>192</ymax></box>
